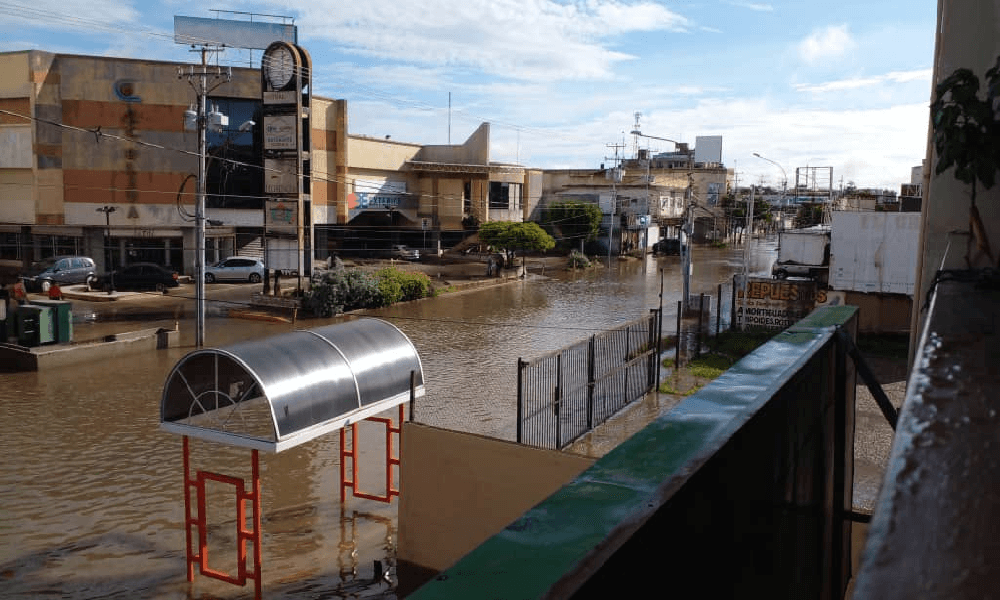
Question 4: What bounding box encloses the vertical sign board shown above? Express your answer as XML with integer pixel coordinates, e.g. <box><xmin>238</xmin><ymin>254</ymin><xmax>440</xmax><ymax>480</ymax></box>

<box><xmin>734</xmin><ymin>277</ymin><xmax>822</xmax><ymax>330</ymax></box>
<box><xmin>261</xmin><ymin>41</ymin><xmax>312</xmax><ymax>276</ymax></box>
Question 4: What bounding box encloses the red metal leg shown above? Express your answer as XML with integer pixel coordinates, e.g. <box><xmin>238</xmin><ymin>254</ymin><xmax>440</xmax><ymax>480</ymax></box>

<box><xmin>183</xmin><ymin>436</ymin><xmax>194</xmax><ymax>582</ymax></box>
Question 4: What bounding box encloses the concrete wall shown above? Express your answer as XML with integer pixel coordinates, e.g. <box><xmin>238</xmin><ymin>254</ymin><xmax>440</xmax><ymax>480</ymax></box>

<box><xmin>846</xmin><ymin>291</ymin><xmax>912</xmax><ymax>333</ymax></box>
<box><xmin>346</xmin><ymin>136</ymin><xmax>421</xmax><ymax>171</ymax></box>
<box><xmin>414</xmin><ymin>122</ymin><xmax>490</xmax><ymax>165</ymax></box>
<box><xmin>911</xmin><ymin>0</ymin><xmax>1000</xmax><ymax>360</ymax></box>
<box><xmin>397</xmin><ymin>423</ymin><xmax>595</xmax><ymax>591</ymax></box>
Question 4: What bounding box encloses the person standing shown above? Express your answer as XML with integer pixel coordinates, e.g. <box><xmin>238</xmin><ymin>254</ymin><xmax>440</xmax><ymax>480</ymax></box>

<box><xmin>13</xmin><ymin>280</ymin><xmax>27</xmax><ymax>305</ymax></box>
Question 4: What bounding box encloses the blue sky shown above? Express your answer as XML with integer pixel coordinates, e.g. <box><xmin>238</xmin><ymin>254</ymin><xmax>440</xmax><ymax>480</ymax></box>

<box><xmin>0</xmin><ymin>0</ymin><xmax>937</xmax><ymax>190</ymax></box>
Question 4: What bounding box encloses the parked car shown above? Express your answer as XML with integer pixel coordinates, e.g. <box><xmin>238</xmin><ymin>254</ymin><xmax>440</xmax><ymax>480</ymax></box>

<box><xmin>20</xmin><ymin>255</ymin><xmax>97</xmax><ymax>292</ymax></box>
<box><xmin>652</xmin><ymin>238</ymin><xmax>682</xmax><ymax>256</ymax></box>
<box><xmin>390</xmin><ymin>245</ymin><xmax>420</xmax><ymax>260</ymax></box>
<box><xmin>204</xmin><ymin>257</ymin><xmax>265</xmax><ymax>283</ymax></box>
<box><xmin>92</xmin><ymin>263</ymin><xmax>179</xmax><ymax>292</ymax></box>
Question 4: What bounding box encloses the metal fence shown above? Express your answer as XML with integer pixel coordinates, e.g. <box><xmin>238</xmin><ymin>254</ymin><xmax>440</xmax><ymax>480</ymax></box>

<box><xmin>516</xmin><ymin>310</ymin><xmax>662</xmax><ymax>449</ymax></box>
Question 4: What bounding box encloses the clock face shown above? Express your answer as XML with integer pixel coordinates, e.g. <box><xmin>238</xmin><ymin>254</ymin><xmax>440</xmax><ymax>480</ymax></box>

<box><xmin>264</xmin><ymin>45</ymin><xmax>295</xmax><ymax>90</ymax></box>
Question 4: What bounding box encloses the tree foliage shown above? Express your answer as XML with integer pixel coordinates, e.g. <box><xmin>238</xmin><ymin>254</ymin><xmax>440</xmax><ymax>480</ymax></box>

<box><xmin>930</xmin><ymin>56</ymin><xmax>1000</xmax><ymax>267</ymax></box>
<box><xmin>931</xmin><ymin>58</ymin><xmax>1000</xmax><ymax>206</ymax></box>
<box><xmin>542</xmin><ymin>201</ymin><xmax>603</xmax><ymax>248</ymax></box>
<box><xmin>478</xmin><ymin>221</ymin><xmax>555</xmax><ymax>262</ymax></box>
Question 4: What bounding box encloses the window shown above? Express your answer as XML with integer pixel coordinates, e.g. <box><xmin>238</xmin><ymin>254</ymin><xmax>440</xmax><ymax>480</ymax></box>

<box><xmin>489</xmin><ymin>182</ymin><xmax>522</xmax><ymax>210</ymax></box>
<box><xmin>0</xmin><ymin>232</ymin><xmax>20</xmax><ymax>261</ymax></box>
<box><xmin>206</xmin><ymin>97</ymin><xmax>263</xmax><ymax>210</ymax></box>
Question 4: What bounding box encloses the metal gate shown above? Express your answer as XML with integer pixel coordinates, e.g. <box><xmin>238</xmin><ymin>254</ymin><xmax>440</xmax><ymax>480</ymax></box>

<box><xmin>517</xmin><ymin>310</ymin><xmax>661</xmax><ymax>449</ymax></box>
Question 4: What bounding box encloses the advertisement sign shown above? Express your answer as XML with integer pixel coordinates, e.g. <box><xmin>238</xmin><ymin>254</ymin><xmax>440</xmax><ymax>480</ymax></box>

<box><xmin>263</xmin><ymin>91</ymin><xmax>298</xmax><ymax>105</ymax></box>
<box><xmin>264</xmin><ymin>158</ymin><xmax>298</xmax><ymax>194</ymax></box>
<box><xmin>265</xmin><ymin>199</ymin><xmax>297</xmax><ymax>231</ymax></box>
<box><xmin>264</xmin><ymin>115</ymin><xmax>297</xmax><ymax>150</ymax></box>
<box><xmin>733</xmin><ymin>277</ymin><xmax>819</xmax><ymax>330</ymax></box>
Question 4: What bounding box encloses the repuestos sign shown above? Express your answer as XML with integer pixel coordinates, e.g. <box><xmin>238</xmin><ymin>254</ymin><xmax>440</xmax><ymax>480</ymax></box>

<box><xmin>733</xmin><ymin>277</ymin><xmax>821</xmax><ymax>330</ymax></box>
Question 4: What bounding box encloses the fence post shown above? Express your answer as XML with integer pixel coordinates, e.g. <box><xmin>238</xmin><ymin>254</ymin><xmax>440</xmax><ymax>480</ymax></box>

<box><xmin>409</xmin><ymin>370</ymin><xmax>416</xmax><ymax>422</ymax></box>
<box><xmin>587</xmin><ymin>336</ymin><xmax>595</xmax><ymax>430</ymax></box>
<box><xmin>624</xmin><ymin>326</ymin><xmax>630</xmax><ymax>402</ymax></box>
<box><xmin>516</xmin><ymin>358</ymin><xmax>524</xmax><ymax>444</ymax></box>
<box><xmin>647</xmin><ymin>309</ymin><xmax>656</xmax><ymax>389</ymax></box>
<box><xmin>675</xmin><ymin>300</ymin><xmax>683</xmax><ymax>368</ymax></box>
<box><xmin>696</xmin><ymin>293</ymin><xmax>705</xmax><ymax>359</ymax></box>
<box><xmin>555</xmin><ymin>352</ymin><xmax>562</xmax><ymax>449</ymax></box>
<box><xmin>731</xmin><ymin>274</ymin><xmax>737</xmax><ymax>332</ymax></box>
<box><xmin>716</xmin><ymin>283</ymin><xmax>722</xmax><ymax>348</ymax></box>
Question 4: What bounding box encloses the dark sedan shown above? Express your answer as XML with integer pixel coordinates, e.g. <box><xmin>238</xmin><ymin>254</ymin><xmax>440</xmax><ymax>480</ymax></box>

<box><xmin>91</xmin><ymin>263</ymin><xmax>180</xmax><ymax>293</ymax></box>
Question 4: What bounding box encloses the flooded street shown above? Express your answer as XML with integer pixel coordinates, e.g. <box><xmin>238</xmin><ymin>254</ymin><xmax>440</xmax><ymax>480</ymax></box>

<box><xmin>1</xmin><ymin>241</ymin><xmax>777</xmax><ymax>599</ymax></box>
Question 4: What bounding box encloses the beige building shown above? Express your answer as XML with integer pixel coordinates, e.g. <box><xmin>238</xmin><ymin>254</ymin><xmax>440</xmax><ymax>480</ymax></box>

<box><xmin>539</xmin><ymin>147</ymin><xmax>729</xmax><ymax>251</ymax></box>
<box><xmin>0</xmin><ymin>49</ymin><xmax>539</xmax><ymax>279</ymax></box>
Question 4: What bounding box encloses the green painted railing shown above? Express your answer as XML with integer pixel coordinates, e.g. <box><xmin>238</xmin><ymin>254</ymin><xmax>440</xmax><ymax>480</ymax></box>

<box><xmin>409</xmin><ymin>305</ymin><xmax>858</xmax><ymax>600</ymax></box>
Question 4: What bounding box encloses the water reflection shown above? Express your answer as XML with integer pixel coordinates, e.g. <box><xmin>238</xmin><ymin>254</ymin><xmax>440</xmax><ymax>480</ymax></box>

<box><xmin>0</xmin><ymin>240</ymin><xmax>776</xmax><ymax>598</ymax></box>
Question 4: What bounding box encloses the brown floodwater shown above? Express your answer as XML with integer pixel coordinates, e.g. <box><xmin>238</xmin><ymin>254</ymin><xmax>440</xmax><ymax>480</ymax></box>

<box><xmin>1</xmin><ymin>241</ymin><xmax>777</xmax><ymax>599</ymax></box>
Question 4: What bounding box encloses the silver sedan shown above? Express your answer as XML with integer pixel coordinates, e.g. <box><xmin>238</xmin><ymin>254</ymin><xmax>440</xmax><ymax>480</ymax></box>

<box><xmin>204</xmin><ymin>257</ymin><xmax>265</xmax><ymax>283</ymax></box>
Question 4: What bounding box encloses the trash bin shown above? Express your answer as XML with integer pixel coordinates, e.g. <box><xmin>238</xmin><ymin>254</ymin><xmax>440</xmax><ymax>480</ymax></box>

<box><xmin>31</xmin><ymin>299</ymin><xmax>72</xmax><ymax>343</ymax></box>
<box><xmin>17</xmin><ymin>304</ymin><xmax>55</xmax><ymax>347</ymax></box>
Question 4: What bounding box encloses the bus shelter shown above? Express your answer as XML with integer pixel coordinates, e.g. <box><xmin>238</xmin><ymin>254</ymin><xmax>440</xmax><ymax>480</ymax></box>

<box><xmin>160</xmin><ymin>318</ymin><xmax>424</xmax><ymax>598</ymax></box>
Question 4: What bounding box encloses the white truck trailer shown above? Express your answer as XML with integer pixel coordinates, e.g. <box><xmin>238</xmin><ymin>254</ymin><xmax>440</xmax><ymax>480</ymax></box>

<box><xmin>772</xmin><ymin>225</ymin><xmax>831</xmax><ymax>283</ymax></box>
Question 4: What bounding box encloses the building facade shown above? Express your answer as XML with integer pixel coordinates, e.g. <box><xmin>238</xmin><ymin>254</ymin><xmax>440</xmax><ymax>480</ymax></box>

<box><xmin>0</xmin><ymin>49</ymin><xmax>539</xmax><ymax>280</ymax></box>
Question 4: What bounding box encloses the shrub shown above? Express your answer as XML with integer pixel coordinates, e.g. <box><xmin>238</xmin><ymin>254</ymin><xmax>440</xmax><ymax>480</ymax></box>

<box><xmin>376</xmin><ymin>267</ymin><xmax>432</xmax><ymax>305</ymax></box>
<box><xmin>568</xmin><ymin>250</ymin><xmax>591</xmax><ymax>269</ymax></box>
<box><xmin>305</xmin><ymin>269</ymin><xmax>380</xmax><ymax>317</ymax></box>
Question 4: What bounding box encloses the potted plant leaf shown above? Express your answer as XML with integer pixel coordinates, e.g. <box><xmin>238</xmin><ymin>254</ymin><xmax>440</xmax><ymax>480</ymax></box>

<box><xmin>930</xmin><ymin>55</ymin><xmax>1000</xmax><ymax>267</ymax></box>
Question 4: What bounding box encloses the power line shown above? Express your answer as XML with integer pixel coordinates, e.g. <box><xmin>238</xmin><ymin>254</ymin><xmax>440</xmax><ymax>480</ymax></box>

<box><xmin>0</xmin><ymin>1</ymin><xmax>611</xmax><ymax>150</ymax></box>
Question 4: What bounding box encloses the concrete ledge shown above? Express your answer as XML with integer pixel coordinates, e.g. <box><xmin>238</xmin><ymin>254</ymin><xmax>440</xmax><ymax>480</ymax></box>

<box><xmin>0</xmin><ymin>326</ymin><xmax>180</xmax><ymax>372</ymax></box>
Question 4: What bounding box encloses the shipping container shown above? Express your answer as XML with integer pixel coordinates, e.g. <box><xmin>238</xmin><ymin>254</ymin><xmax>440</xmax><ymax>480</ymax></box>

<box><xmin>829</xmin><ymin>211</ymin><xmax>920</xmax><ymax>295</ymax></box>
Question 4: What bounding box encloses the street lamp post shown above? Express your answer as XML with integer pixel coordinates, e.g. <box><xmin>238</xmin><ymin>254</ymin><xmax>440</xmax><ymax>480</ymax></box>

<box><xmin>96</xmin><ymin>205</ymin><xmax>116</xmax><ymax>292</ymax></box>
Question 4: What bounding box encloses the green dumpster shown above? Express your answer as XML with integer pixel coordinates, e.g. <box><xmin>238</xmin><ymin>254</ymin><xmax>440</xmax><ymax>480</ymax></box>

<box><xmin>31</xmin><ymin>299</ymin><xmax>72</xmax><ymax>343</ymax></box>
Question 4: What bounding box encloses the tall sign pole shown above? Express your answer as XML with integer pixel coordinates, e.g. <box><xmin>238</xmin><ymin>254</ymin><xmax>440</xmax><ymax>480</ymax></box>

<box><xmin>262</xmin><ymin>41</ymin><xmax>312</xmax><ymax>292</ymax></box>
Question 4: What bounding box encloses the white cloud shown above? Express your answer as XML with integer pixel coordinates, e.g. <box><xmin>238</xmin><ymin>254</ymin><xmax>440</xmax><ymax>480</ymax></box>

<box><xmin>798</xmin><ymin>24</ymin><xmax>855</xmax><ymax>64</ymax></box>
<box><xmin>289</xmin><ymin>0</ymin><xmax>689</xmax><ymax>81</ymax></box>
<box><xmin>0</xmin><ymin>0</ymin><xmax>141</xmax><ymax>31</ymax></box>
<box><xmin>794</xmin><ymin>69</ymin><xmax>931</xmax><ymax>93</ymax></box>
<box><xmin>725</xmin><ymin>1</ymin><xmax>774</xmax><ymax>11</ymax></box>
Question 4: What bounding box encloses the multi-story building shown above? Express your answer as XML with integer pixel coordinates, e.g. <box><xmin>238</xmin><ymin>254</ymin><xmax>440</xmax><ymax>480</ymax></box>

<box><xmin>0</xmin><ymin>49</ymin><xmax>539</xmax><ymax>280</ymax></box>
<box><xmin>538</xmin><ymin>144</ymin><xmax>729</xmax><ymax>250</ymax></box>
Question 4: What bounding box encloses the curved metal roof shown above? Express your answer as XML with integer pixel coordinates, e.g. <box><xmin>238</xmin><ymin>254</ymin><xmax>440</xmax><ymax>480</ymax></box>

<box><xmin>160</xmin><ymin>318</ymin><xmax>424</xmax><ymax>452</ymax></box>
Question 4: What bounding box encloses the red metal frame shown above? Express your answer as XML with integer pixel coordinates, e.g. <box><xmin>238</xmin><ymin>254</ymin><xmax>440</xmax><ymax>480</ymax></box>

<box><xmin>340</xmin><ymin>404</ymin><xmax>405</xmax><ymax>503</ymax></box>
<box><xmin>182</xmin><ymin>436</ymin><xmax>262</xmax><ymax>600</ymax></box>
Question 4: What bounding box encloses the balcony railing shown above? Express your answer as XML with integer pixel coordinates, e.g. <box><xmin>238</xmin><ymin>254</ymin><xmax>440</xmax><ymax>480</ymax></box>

<box><xmin>408</xmin><ymin>305</ymin><xmax>860</xmax><ymax>599</ymax></box>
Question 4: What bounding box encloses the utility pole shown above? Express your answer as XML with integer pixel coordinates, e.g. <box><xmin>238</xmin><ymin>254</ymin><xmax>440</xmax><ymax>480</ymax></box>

<box><xmin>179</xmin><ymin>47</ymin><xmax>230</xmax><ymax>348</ymax></box>
<box><xmin>740</xmin><ymin>185</ymin><xmax>756</xmax><ymax>331</ymax></box>
<box><xmin>605</xmin><ymin>142</ymin><xmax>626</xmax><ymax>264</ymax></box>
<box><xmin>681</xmin><ymin>173</ymin><xmax>693</xmax><ymax>312</ymax></box>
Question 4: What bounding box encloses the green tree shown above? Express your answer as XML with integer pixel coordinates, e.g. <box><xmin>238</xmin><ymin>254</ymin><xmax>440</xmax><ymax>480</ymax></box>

<box><xmin>542</xmin><ymin>201</ymin><xmax>603</xmax><ymax>249</ymax></box>
<box><xmin>930</xmin><ymin>56</ymin><xmax>1000</xmax><ymax>266</ymax></box>
<box><xmin>478</xmin><ymin>221</ymin><xmax>555</xmax><ymax>265</ymax></box>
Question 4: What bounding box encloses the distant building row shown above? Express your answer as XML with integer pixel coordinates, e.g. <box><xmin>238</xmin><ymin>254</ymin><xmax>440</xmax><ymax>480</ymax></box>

<box><xmin>0</xmin><ymin>49</ymin><xmax>730</xmax><ymax>277</ymax></box>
